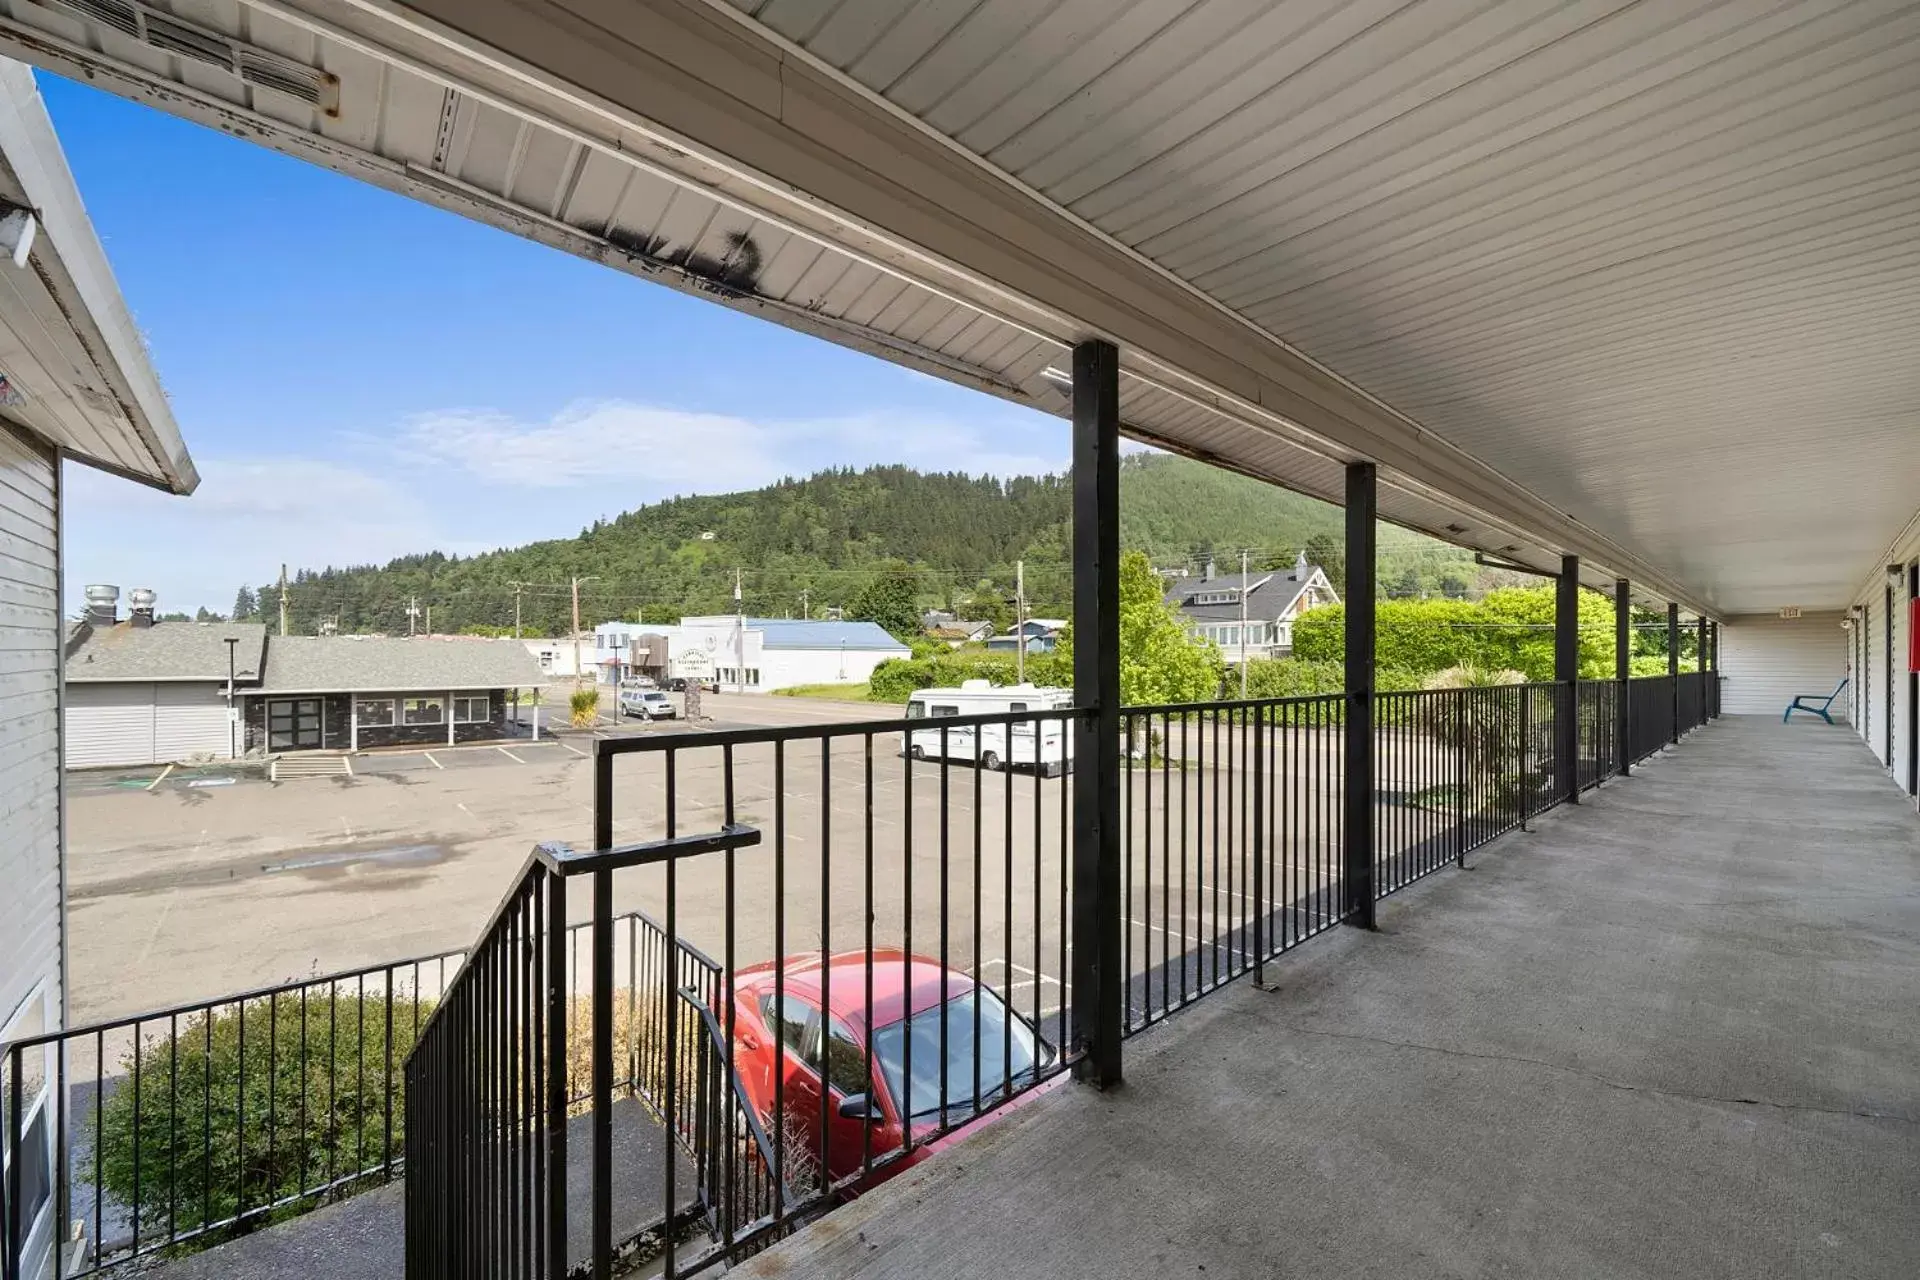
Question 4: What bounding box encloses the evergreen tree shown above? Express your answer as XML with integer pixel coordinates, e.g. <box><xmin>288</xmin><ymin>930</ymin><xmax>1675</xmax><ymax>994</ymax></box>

<box><xmin>849</xmin><ymin>563</ymin><xmax>922</xmax><ymax>639</ymax></box>
<box><xmin>231</xmin><ymin>587</ymin><xmax>257</xmax><ymax>621</ymax></box>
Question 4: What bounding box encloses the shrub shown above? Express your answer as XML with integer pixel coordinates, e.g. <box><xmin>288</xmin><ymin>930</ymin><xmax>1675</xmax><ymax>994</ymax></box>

<box><xmin>569</xmin><ymin>687</ymin><xmax>600</xmax><ymax>727</ymax></box>
<box><xmin>1293</xmin><ymin>584</ymin><xmax>1623</xmax><ymax>679</ymax></box>
<box><xmin>95</xmin><ymin>992</ymin><xmax>432</xmax><ymax>1239</ymax></box>
<box><xmin>868</xmin><ymin>652</ymin><xmax>1031</xmax><ymax>704</ymax></box>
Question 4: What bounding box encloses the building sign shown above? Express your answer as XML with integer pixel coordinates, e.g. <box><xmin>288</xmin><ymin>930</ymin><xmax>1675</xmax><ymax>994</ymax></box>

<box><xmin>1777</xmin><ymin>606</ymin><xmax>1801</xmax><ymax>619</ymax></box>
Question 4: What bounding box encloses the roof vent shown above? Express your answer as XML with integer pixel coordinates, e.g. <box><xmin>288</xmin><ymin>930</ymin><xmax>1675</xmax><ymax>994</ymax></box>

<box><xmin>39</xmin><ymin>0</ymin><xmax>339</xmax><ymax>112</ymax></box>
<box><xmin>43</xmin><ymin>0</ymin><xmax>138</xmax><ymax>38</ymax></box>
<box><xmin>84</xmin><ymin>583</ymin><xmax>118</xmax><ymax>627</ymax></box>
<box><xmin>128</xmin><ymin>587</ymin><xmax>156</xmax><ymax>628</ymax></box>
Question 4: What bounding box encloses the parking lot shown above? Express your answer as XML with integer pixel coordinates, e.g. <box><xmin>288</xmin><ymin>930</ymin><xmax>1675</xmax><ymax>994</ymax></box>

<box><xmin>62</xmin><ymin>693</ymin><xmax>905</xmax><ymax>1020</ymax></box>
<box><xmin>66</xmin><ymin>691</ymin><xmax>1357</xmax><ymax>1042</ymax></box>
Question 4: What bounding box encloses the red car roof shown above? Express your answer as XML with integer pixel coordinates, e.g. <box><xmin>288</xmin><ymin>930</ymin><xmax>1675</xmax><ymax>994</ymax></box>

<box><xmin>733</xmin><ymin>949</ymin><xmax>982</xmax><ymax>1032</ymax></box>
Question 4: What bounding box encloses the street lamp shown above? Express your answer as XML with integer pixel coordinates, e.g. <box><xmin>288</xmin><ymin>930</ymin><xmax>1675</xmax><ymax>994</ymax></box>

<box><xmin>224</xmin><ymin>636</ymin><xmax>239</xmax><ymax>758</ymax></box>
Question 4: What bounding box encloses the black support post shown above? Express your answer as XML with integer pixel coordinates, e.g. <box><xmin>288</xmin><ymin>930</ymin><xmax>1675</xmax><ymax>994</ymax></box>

<box><xmin>1556</xmin><ymin>555</ymin><xmax>1580</xmax><ymax>803</ymax></box>
<box><xmin>1908</xmin><ymin>563</ymin><xmax>1917</xmax><ymax>796</ymax></box>
<box><xmin>1615</xmin><ymin>579</ymin><xmax>1631</xmax><ymax>777</ymax></box>
<box><xmin>1070</xmin><ymin>338</ymin><xmax>1123</xmax><ymax>1088</ymax></box>
<box><xmin>1667</xmin><ymin>604</ymin><xmax>1681</xmax><ymax>745</ymax></box>
<box><xmin>1696</xmin><ymin>615</ymin><xmax>1709</xmax><ymax>730</ymax></box>
<box><xmin>1343</xmin><ymin>462</ymin><xmax>1377</xmax><ymax>929</ymax></box>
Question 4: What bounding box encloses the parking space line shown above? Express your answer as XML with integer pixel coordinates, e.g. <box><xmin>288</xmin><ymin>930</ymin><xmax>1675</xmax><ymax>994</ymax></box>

<box><xmin>343</xmin><ymin>756</ymin><xmax>354</xmax><ymax>778</ymax></box>
<box><xmin>423</xmin><ymin>752</ymin><xmax>444</xmax><ymax>770</ymax></box>
<box><xmin>497</xmin><ymin>746</ymin><xmax>526</xmax><ymax>764</ymax></box>
<box><xmin>559</xmin><ymin>742</ymin><xmax>589</xmax><ymax>757</ymax></box>
<box><xmin>145</xmin><ymin>764</ymin><xmax>174</xmax><ymax>792</ymax></box>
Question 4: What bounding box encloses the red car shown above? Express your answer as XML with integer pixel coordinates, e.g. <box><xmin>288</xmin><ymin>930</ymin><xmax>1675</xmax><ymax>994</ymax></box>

<box><xmin>728</xmin><ymin>949</ymin><xmax>1059</xmax><ymax>1191</ymax></box>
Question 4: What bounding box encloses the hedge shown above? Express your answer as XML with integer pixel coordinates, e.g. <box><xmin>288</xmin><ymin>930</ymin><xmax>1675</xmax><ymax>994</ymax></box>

<box><xmin>95</xmin><ymin>992</ymin><xmax>431</xmax><ymax>1239</ymax></box>
<box><xmin>1291</xmin><ymin>584</ymin><xmax>1622</xmax><ymax>680</ymax></box>
<box><xmin>868</xmin><ymin>650</ymin><xmax>1070</xmax><ymax>704</ymax></box>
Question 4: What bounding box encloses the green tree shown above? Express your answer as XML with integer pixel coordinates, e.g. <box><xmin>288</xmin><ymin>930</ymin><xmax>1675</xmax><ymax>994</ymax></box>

<box><xmin>1056</xmin><ymin>551</ymin><xmax>1222</xmax><ymax>704</ymax></box>
<box><xmin>1292</xmin><ymin>584</ymin><xmax>1620</xmax><ymax>680</ymax></box>
<box><xmin>849</xmin><ymin>563</ymin><xmax>922</xmax><ymax>639</ymax></box>
<box><xmin>1303</xmin><ymin>532</ymin><xmax>1345</xmax><ymax>595</ymax></box>
<box><xmin>231</xmin><ymin>586</ymin><xmax>258</xmax><ymax>621</ymax></box>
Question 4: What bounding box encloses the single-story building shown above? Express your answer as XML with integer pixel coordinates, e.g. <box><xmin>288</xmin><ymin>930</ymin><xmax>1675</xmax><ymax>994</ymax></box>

<box><xmin>63</xmin><ymin>594</ymin><xmax>546</xmax><ymax>765</ymax></box>
<box><xmin>1165</xmin><ymin>552</ymin><xmax>1339</xmax><ymax>664</ymax></box>
<box><xmin>238</xmin><ymin>635</ymin><xmax>544</xmax><ymax>752</ymax></box>
<box><xmin>63</xmin><ymin>589</ymin><xmax>266</xmax><ymax>767</ymax></box>
<box><xmin>678</xmin><ymin>616</ymin><xmax>911</xmax><ymax>692</ymax></box>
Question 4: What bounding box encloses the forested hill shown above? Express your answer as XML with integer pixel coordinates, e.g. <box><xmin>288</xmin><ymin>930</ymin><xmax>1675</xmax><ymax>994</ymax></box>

<box><xmin>229</xmin><ymin>455</ymin><xmax>1470</xmax><ymax>637</ymax></box>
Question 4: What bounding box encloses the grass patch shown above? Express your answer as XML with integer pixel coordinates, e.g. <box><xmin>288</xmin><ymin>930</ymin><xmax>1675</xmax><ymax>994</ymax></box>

<box><xmin>771</xmin><ymin>683</ymin><xmax>878</xmax><ymax>702</ymax></box>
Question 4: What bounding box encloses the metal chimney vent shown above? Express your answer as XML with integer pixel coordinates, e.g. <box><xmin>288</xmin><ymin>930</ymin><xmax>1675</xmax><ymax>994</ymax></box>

<box><xmin>83</xmin><ymin>583</ymin><xmax>119</xmax><ymax>626</ymax></box>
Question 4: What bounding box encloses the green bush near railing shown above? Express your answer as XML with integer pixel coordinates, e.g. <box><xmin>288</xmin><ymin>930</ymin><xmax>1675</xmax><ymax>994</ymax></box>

<box><xmin>94</xmin><ymin>992</ymin><xmax>434</xmax><ymax>1241</ymax></box>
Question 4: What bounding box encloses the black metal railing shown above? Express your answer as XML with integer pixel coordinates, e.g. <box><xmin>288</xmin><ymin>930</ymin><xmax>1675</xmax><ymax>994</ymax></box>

<box><xmin>385</xmin><ymin>665</ymin><xmax>1726</xmax><ymax>1280</ymax></box>
<box><xmin>679</xmin><ymin>988</ymin><xmax>786</xmax><ymax>1245</ymax></box>
<box><xmin>551</xmin><ymin>707</ymin><xmax>1084</xmax><ymax>1277</ymax></box>
<box><xmin>403</xmin><ymin>827</ymin><xmax>758</xmax><ymax>1280</ymax></box>
<box><xmin>1577</xmin><ymin>679</ymin><xmax>1622</xmax><ymax>789</ymax></box>
<box><xmin>1627</xmin><ymin>675</ymin><xmax>1675</xmax><ymax>763</ymax></box>
<box><xmin>405</xmin><ymin>857</ymin><xmax>565</xmax><ymax>1280</ymax></box>
<box><xmin>1118</xmin><ymin>696</ymin><xmax>1344</xmax><ymax>1035</ymax></box>
<box><xmin>3</xmin><ymin>949</ymin><xmax>467</xmax><ymax>1279</ymax></box>
<box><xmin>1677</xmin><ymin>670</ymin><xmax>1706</xmax><ymax>733</ymax></box>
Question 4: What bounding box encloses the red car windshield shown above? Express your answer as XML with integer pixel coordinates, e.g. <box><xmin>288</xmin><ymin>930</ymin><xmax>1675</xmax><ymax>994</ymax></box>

<box><xmin>870</xmin><ymin>989</ymin><xmax>1051</xmax><ymax>1121</ymax></box>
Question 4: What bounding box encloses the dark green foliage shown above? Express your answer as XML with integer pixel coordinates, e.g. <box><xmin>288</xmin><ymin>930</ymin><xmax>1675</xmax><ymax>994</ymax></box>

<box><xmin>95</xmin><ymin>993</ymin><xmax>431</xmax><ymax>1241</ymax></box>
<box><xmin>848</xmin><ymin>563</ymin><xmax>922</xmax><ymax>638</ymax></box>
<box><xmin>226</xmin><ymin>456</ymin><xmax>1471</xmax><ymax>639</ymax></box>
<box><xmin>1303</xmin><ymin>532</ymin><xmax>1345</xmax><ymax>595</ymax></box>
<box><xmin>1290</xmin><ymin>585</ymin><xmax>1623</xmax><ymax>680</ymax></box>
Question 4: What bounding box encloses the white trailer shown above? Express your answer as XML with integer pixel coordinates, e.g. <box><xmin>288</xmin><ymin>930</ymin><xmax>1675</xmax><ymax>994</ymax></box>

<box><xmin>903</xmin><ymin>681</ymin><xmax>1075</xmax><ymax>775</ymax></box>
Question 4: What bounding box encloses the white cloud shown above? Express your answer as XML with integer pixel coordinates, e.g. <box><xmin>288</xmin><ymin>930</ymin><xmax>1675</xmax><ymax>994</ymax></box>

<box><xmin>60</xmin><ymin>397</ymin><xmax>1071</xmax><ymax>614</ymax></box>
<box><xmin>394</xmin><ymin>398</ymin><xmax>1066</xmax><ymax>488</ymax></box>
<box><xmin>63</xmin><ymin>457</ymin><xmax>448</xmax><ymax>613</ymax></box>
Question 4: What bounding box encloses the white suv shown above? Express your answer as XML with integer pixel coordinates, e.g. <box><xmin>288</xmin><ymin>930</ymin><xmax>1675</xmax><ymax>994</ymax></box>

<box><xmin>618</xmin><ymin>688</ymin><xmax>677</xmax><ymax>720</ymax></box>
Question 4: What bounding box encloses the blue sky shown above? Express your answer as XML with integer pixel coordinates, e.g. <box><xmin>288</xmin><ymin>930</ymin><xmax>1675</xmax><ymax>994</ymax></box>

<box><xmin>46</xmin><ymin>73</ymin><xmax>1068</xmax><ymax>614</ymax></box>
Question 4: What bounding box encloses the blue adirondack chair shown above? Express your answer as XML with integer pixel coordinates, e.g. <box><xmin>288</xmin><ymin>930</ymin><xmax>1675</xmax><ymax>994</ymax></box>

<box><xmin>1784</xmin><ymin>678</ymin><xmax>1848</xmax><ymax>724</ymax></box>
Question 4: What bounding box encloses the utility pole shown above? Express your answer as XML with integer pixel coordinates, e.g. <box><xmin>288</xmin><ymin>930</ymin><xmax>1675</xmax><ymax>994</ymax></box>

<box><xmin>510</xmin><ymin>581</ymin><xmax>525</xmax><ymax>639</ymax></box>
<box><xmin>571</xmin><ymin>575</ymin><xmax>598</xmax><ymax>688</ymax></box>
<box><xmin>1015</xmin><ymin>559</ymin><xmax>1027</xmax><ymax>684</ymax></box>
<box><xmin>278</xmin><ymin>563</ymin><xmax>289</xmax><ymax>637</ymax></box>
<box><xmin>425</xmin><ymin>605</ymin><xmax>433</xmax><ymax>636</ymax></box>
<box><xmin>1239</xmin><ymin>548</ymin><xmax>1250</xmax><ymax>699</ymax></box>
<box><xmin>733</xmin><ymin>568</ymin><xmax>745</xmax><ymax>693</ymax></box>
<box><xmin>800</xmin><ymin>587</ymin><xmax>809</xmax><ymax>620</ymax></box>
<box><xmin>406</xmin><ymin>596</ymin><xmax>420</xmax><ymax>637</ymax></box>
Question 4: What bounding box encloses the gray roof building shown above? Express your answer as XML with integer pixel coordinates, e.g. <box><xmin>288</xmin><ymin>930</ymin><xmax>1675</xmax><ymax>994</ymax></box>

<box><xmin>1164</xmin><ymin>553</ymin><xmax>1336</xmax><ymax>624</ymax></box>
<box><xmin>65</xmin><ymin>620</ymin><xmax>267</xmax><ymax>683</ymax></box>
<box><xmin>253</xmin><ymin>635</ymin><xmax>545</xmax><ymax>694</ymax></box>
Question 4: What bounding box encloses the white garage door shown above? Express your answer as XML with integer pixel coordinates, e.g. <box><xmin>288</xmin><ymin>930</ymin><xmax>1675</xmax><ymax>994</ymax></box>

<box><xmin>64</xmin><ymin>682</ymin><xmax>157</xmax><ymax>768</ymax></box>
<box><xmin>154</xmin><ymin>683</ymin><xmax>231</xmax><ymax>761</ymax></box>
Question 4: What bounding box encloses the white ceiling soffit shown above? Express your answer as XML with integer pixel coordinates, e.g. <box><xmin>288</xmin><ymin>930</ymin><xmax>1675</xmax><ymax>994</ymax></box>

<box><xmin>9</xmin><ymin>3</ymin><xmax>1881</xmax><ymax>611</ymax></box>
<box><xmin>0</xmin><ymin>56</ymin><xmax>192</xmax><ymax>492</ymax></box>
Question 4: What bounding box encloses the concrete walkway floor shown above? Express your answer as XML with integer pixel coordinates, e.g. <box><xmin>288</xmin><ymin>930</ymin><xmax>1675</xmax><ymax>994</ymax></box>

<box><xmin>742</xmin><ymin>717</ymin><xmax>1920</xmax><ymax>1280</ymax></box>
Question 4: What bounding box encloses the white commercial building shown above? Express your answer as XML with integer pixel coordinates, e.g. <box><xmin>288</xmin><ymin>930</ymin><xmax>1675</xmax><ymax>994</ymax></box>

<box><xmin>666</xmin><ymin>617</ymin><xmax>910</xmax><ymax>694</ymax></box>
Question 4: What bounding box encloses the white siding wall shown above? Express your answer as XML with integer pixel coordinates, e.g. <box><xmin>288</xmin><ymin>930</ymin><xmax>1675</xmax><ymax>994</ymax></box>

<box><xmin>760</xmin><ymin>646</ymin><xmax>910</xmax><ymax>692</ymax></box>
<box><xmin>1718</xmin><ymin>612</ymin><xmax>1848</xmax><ymax>718</ymax></box>
<box><xmin>0</xmin><ymin>423</ymin><xmax>61</xmax><ymax>1034</ymax></box>
<box><xmin>154</xmin><ymin>682</ymin><xmax>231</xmax><ymax>760</ymax></box>
<box><xmin>64</xmin><ymin>681</ymin><xmax>155</xmax><ymax>767</ymax></box>
<box><xmin>1845</xmin><ymin>510</ymin><xmax>1920</xmax><ymax>804</ymax></box>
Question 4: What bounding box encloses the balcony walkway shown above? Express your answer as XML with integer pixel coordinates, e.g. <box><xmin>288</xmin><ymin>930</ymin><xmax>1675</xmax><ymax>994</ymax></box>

<box><xmin>743</xmin><ymin>717</ymin><xmax>1920</xmax><ymax>1280</ymax></box>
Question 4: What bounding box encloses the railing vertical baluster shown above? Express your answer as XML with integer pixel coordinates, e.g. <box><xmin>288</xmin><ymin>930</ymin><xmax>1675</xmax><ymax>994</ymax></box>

<box><xmin>1253</xmin><ymin>705</ymin><xmax>1265</xmax><ymax>983</ymax></box>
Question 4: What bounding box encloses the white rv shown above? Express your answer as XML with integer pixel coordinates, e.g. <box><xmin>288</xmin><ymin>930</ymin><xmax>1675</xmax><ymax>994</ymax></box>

<box><xmin>903</xmin><ymin>681</ymin><xmax>1075</xmax><ymax>775</ymax></box>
